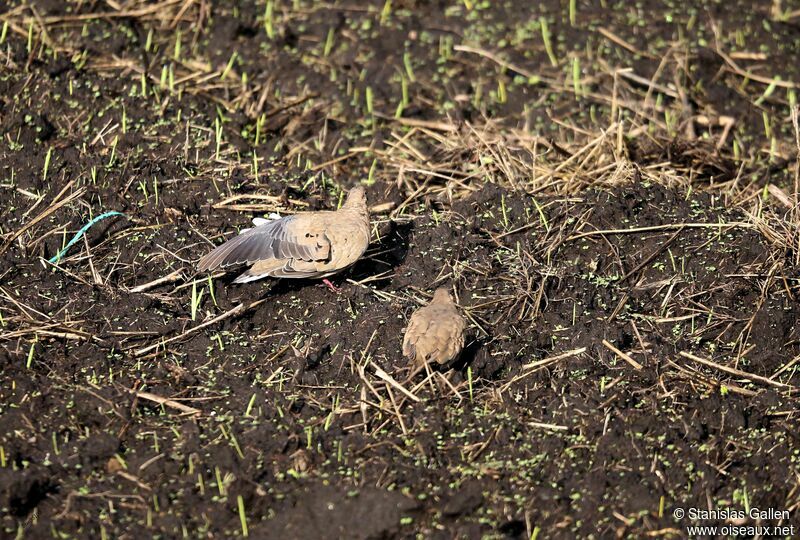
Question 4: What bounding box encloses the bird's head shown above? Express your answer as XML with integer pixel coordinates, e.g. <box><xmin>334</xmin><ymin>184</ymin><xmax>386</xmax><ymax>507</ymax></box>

<box><xmin>342</xmin><ymin>185</ymin><xmax>368</xmax><ymax>214</ymax></box>
<box><xmin>344</xmin><ymin>184</ymin><xmax>366</xmax><ymax>205</ymax></box>
<box><xmin>432</xmin><ymin>287</ymin><xmax>454</xmax><ymax>304</ymax></box>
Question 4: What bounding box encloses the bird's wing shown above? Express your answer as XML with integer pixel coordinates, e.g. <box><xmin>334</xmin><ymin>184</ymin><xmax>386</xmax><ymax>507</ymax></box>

<box><xmin>434</xmin><ymin>310</ymin><xmax>466</xmax><ymax>364</ymax></box>
<box><xmin>402</xmin><ymin>309</ymin><xmax>432</xmax><ymax>360</ymax></box>
<box><xmin>233</xmin><ymin>258</ymin><xmax>329</xmax><ymax>282</ymax></box>
<box><xmin>198</xmin><ymin>214</ymin><xmax>331</xmax><ymax>271</ymax></box>
<box><xmin>405</xmin><ymin>306</ymin><xmax>467</xmax><ymax>365</ymax></box>
<box><xmin>446</xmin><ymin>308</ymin><xmax>467</xmax><ymax>361</ymax></box>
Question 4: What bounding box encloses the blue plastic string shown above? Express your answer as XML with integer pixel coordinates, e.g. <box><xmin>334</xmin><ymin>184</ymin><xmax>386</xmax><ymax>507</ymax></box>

<box><xmin>48</xmin><ymin>211</ymin><xmax>126</xmax><ymax>264</ymax></box>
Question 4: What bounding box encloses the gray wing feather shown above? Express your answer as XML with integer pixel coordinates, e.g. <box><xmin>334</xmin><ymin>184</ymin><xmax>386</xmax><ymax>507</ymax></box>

<box><xmin>198</xmin><ymin>216</ymin><xmax>330</xmax><ymax>271</ymax></box>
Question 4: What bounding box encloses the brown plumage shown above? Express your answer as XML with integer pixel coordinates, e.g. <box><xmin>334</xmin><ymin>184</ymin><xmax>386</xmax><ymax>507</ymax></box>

<box><xmin>402</xmin><ymin>287</ymin><xmax>466</xmax><ymax>367</ymax></box>
<box><xmin>197</xmin><ymin>186</ymin><xmax>370</xmax><ymax>283</ymax></box>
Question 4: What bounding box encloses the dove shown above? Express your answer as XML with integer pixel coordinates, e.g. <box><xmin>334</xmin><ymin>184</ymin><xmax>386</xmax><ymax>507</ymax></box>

<box><xmin>197</xmin><ymin>186</ymin><xmax>370</xmax><ymax>286</ymax></box>
<box><xmin>402</xmin><ymin>287</ymin><xmax>466</xmax><ymax>367</ymax></box>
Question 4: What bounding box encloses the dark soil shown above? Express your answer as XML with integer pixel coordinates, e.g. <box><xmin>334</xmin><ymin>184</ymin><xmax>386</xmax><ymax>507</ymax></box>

<box><xmin>1</xmin><ymin>0</ymin><xmax>799</xmax><ymax>539</ymax></box>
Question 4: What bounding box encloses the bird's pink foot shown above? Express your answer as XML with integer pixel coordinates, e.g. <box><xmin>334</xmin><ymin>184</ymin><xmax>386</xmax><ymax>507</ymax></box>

<box><xmin>322</xmin><ymin>278</ymin><xmax>341</xmax><ymax>292</ymax></box>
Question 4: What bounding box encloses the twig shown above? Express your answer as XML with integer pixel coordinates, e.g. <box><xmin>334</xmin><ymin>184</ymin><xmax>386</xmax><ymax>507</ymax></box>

<box><xmin>715</xmin><ymin>47</ymin><xmax>797</xmax><ymax>88</ymax></box>
<box><xmin>528</xmin><ymin>421</ymin><xmax>568</xmax><ymax>431</ymax></box>
<box><xmin>620</xmin><ymin>226</ymin><xmax>685</xmax><ymax>281</ymax></box>
<box><xmin>602</xmin><ymin>339</ymin><xmax>643</xmax><ymax>370</ymax></box>
<box><xmin>129</xmin><ymin>269</ymin><xmax>184</xmax><ymax>293</ymax></box>
<box><xmin>134</xmin><ymin>391</ymin><xmax>201</xmax><ymax>416</ymax></box>
<box><xmin>375</xmin><ymin>113</ymin><xmax>457</xmax><ymax>132</ymax></box>
<box><xmin>679</xmin><ymin>351</ymin><xmax>792</xmax><ymax>389</ymax></box>
<box><xmin>0</xmin><ymin>187</ymin><xmax>86</xmax><ymax>256</ymax></box>
<box><xmin>567</xmin><ymin>222</ymin><xmax>753</xmax><ymax>242</ymax></box>
<box><xmin>371</xmin><ymin>361</ymin><xmax>420</xmax><ymax>402</ymax></box>
<box><xmin>499</xmin><ymin>347</ymin><xmax>586</xmax><ymax>392</ymax></box>
<box><xmin>597</xmin><ymin>27</ymin><xmax>653</xmax><ymax>58</ymax></box>
<box><xmin>133</xmin><ymin>299</ymin><xmax>266</xmax><ymax>356</ymax></box>
<box><xmin>453</xmin><ymin>44</ymin><xmax>553</xmax><ymax>84</ymax></box>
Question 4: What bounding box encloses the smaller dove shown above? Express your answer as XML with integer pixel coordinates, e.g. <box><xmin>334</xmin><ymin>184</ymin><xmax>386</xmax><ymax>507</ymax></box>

<box><xmin>197</xmin><ymin>186</ymin><xmax>370</xmax><ymax>285</ymax></box>
<box><xmin>403</xmin><ymin>287</ymin><xmax>466</xmax><ymax>367</ymax></box>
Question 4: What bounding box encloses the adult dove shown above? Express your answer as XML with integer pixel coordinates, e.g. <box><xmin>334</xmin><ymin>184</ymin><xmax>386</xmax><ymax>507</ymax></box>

<box><xmin>403</xmin><ymin>287</ymin><xmax>466</xmax><ymax>367</ymax></box>
<box><xmin>197</xmin><ymin>186</ymin><xmax>370</xmax><ymax>285</ymax></box>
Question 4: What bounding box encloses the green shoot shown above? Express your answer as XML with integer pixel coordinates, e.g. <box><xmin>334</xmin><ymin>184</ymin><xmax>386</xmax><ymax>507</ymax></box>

<box><xmin>264</xmin><ymin>0</ymin><xmax>275</xmax><ymax>39</ymax></box>
<box><xmin>207</xmin><ymin>275</ymin><xmax>217</xmax><ymax>306</ymax></box>
<box><xmin>221</xmin><ymin>51</ymin><xmax>238</xmax><ymax>80</ymax></box>
<box><xmin>323</xmin><ymin>28</ymin><xmax>335</xmax><ymax>56</ymax></box>
<box><xmin>396</xmin><ymin>74</ymin><xmax>409</xmax><ymax>118</ymax></box>
<box><xmin>138</xmin><ymin>179</ymin><xmax>149</xmax><ymax>202</ymax></box>
<box><xmin>742</xmin><ymin>484</ymin><xmax>750</xmax><ymax>514</ymax></box>
<box><xmin>190</xmin><ymin>280</ymin><xmax>204</xmax><ymax>321</ymax></box>
<box><xmin>42</xmin><ymin>147</ymin><xmax>52</xmax><ymax>182</ymax></box>
<box><xmin>215</xmin><ymin>116</ymin><xmax>223</xmax><ymax>160</ymax></box>
<box><xmin>245</xmin><ymin>394</ymin><xmax>257</xmax><ymax>417</ymax></box>
<box><xmin>380</xmin><ymin>0</ymin><xmax>392</xmax><ymax>25</ymax></box>
<box><xmin>540</xmin><ymin>17</ymin><xmax>558</xmax><ymax>66</ymax></box>
<box><xmin>365</xmin><ymin>86</ymin><xmax>374</xmax><ymax>115</ymax></box>
<box><xmin>173</xmin><ymin>29</ymin><xmax>181</xmax><ymax>60</ymax></box>
<box><xmin>26</xmin><ymin>338</ymin><xmax>36</xmax><ymax>368</ymax></box>
<box><xmin>114</xmin><ymin>453</ymin><xmax>127</xmax><ymax>470</ymax></box>
<box><xmin>107</xmin><ymin>136</ymin><xmax>118</xmax><ymax>167</ymax></box>
<box><xmin>255</xmin><ymin>113</ymin><xmax>265</xmax><ymax>146</ymax></box>
<box><xmin>572</xmin><ymin>57</ymin><xmax>581</xmax><ymax>95</ymax></box>
<box><xmin>237</xmin><ymin>495</ymin><xmax>249</xmax><ymax>537</ymax></box>
<box><xmin>403</xmin><ymin>51</ymin><xmax>416</xmax><ymax>82</ymax></box>
<box><xmin>770</xmin><ymin>136</ymin><xmax>777</xmax><ymax>163</ymax></box>
<box><xmin>532</xmin><ymin>198</ymin><xmax>550</xmax><ymax>231</ymax></box>
<box><xmin>754</xmin><ymin>77</ymin><xmax>778</xmax><ymax>106</ymax></box>
<box><xmin>215</xmin><ymin>466</ymin><xmax>225</xmax><ymax>496</ymax></box>
<box><xmin>366</xmin><ymin>158</ymin><xmax>377</xmax><ymax>185</ymax></box>
<box><xmin>229</xmin><ymin>430</ymin><xmax>244</xmax><ymax>459</ymax></box>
